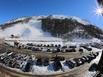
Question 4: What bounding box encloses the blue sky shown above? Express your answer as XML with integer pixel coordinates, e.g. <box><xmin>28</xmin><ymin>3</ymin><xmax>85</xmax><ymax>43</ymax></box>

<box><xmin>0</xmin><ymin>0</ymin><xmax>103</xmax><ymax>28</ymax></box>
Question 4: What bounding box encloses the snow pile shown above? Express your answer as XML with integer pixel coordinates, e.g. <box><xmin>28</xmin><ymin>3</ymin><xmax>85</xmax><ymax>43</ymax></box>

<box><xmin>31</xmin><ymin>61</ymin><xmax>71</xmax><ymax>75</ymax></box>
<box><xmin>31</xmin><ymin>63</ymin><xmax>57</xmax><ymax>75</ymax></box>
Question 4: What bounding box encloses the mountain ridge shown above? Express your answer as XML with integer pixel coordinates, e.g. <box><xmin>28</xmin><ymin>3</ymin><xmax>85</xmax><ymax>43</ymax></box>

<box><xmin>0</xmin><ymin>15</ymin><xmax>103</xmax><ymax>42</ymax></box>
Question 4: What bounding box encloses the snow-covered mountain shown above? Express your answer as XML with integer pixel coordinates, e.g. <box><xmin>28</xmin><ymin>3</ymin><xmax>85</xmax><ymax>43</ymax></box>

<box><xmin>0</xmin><ymin>15</ymin><xmax>103</xmax><ymax>43</ymax></box>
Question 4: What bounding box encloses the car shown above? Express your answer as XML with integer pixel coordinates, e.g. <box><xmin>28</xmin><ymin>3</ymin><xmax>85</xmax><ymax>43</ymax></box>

<box><xmin>62</xmin><ymin>46</ymin><xmax>67</xmax><ymax>49</ymax></box>
<box><xmin>23</xmin><ymin>61</ymin><xmax>31</xmax><ymax>72</ymax></box>
<box><xmin>81</xmin><ymin>56</ymin><xmax>89</xmax><ymax>62</ymax></box>
<box><xmin>89</xmin><ymin>63</ymin><xmax>98</xmax><ymax>71</ymax></box>
<box><xmin>43</xmin><ymin>58</ymin><xmax>49</xmax><ymax>66</ymax></box>
<box><xmin>36</xmin><ymin>58</ymin><xmax>43</xmax><ymax>66</ymax></box>
<box><xmin>53</xmin><ymin>60</ymin><xmax>62</xmax><ymax>71</ymax></box>
<box><xmin>73</xmin><ymin>58</ymin><xmax>83</xmax><ymax>66</ymax></box>
<box><xmin>92</xmin><ymin>52</ymin><xmax>99</xmax><ymax>57</ymax></box>
<box><xmin>79</xmin><ymin>49</ymin><xmax>83</xmax><ymax>53</ymax></box>
<box><xmin>81</xmin><ymin>46</ymin><xmax>92</xmax><ymax>51</ymax></box>
<box><xmin>65</xmin><ymin>60</ymin><xmax>76</xmax><ymax>69</ymax></box>
<box><xmin>69</xmin><ymin>46</ymin><xmax>76</xmax><ymax>48</ymax></box>
<box><xmin>65</xmin><ymin>48</ymin><xmax>76</xmax><ymax>52</ymax></box>
<box><xmin>86</xmin><ymin>55</ymin><xmax>95</xmax><ymax>63</ymax></box>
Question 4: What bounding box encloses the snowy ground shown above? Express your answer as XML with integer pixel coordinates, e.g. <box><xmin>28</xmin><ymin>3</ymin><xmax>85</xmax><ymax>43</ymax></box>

<box><xmin>84</xmin><ymin>71</ymin><xmax>97</xmax><ymax>77</ymax></box>
<box><xmin>0</xmin><ymin>19</ymin><xmax>52</xmax><ymax>38</ymax></box>
<box><xmin>31</xmin><ymin>49</ymin><xmax>102</xmax><ymax>75</ymax></box>
<box><xmin>84</xmin><ymin>50</ymin><xmax>102</xmax><ymax>77</ymax></box>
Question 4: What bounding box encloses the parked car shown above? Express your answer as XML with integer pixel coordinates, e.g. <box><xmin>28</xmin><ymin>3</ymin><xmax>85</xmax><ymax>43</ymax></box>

<box><xmin>53</xmin><ymin>60</ymin><xmax>62</xmax><ymax>71</ymax></box>
<box><xmin>65</xmin><ymin>60</ymin><xmax>76</xmax><ymax>69</ymax></box>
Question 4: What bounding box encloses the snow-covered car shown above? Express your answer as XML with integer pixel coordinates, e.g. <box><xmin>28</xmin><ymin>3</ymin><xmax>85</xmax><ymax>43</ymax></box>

<box><xmin>65</xmin><ymin>60</ymin><xmax>76</xmax><ymax>69</ymax></box>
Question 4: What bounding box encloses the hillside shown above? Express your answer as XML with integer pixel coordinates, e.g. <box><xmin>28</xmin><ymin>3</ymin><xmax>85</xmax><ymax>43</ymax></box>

<box><xmin>0</xmin><ymin>15</ymin><xmax>103</xmax><ymax>42</ymax></box>
<box><xmin>41</xmin><ymin>16</ymin><xmax>103</xmax><ymax>40</ymax></box>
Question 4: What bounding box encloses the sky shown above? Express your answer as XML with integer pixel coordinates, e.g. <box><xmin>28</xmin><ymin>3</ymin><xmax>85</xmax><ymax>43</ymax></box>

<box><xmin>0</xmin><ymin>0</ymin><xmax>103</xmax><ymax>28</ymax></box>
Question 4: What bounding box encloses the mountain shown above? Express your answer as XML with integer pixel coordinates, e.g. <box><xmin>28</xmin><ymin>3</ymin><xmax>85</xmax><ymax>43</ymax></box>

<box><xmin>0</xmin><ymin>15</ymin><xmax>103</xmax><ymax>43</ymax></box>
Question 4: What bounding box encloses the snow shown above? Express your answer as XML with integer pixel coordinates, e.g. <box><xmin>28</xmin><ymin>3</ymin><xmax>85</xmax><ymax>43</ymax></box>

<box><xmin>64</xmin><ymin>39</ymin><xmax>89</xmax><ymax>46</ymax></box>
<box><xmin>2</xmin><ymin>18</ymin><xmax>64</xmax><ymax>46</ymax></box>
<box><xmin>1</xmin><ymin>15</ymin><xmax>91</xmax><ymax>29</ymax></box>
<box><xmin>5</xmin><ymin>37</ymin><xmax>63</xmax><ymax>46</ymax></box>
<box><xmin>0</xmin><ymin>45</ymin><xmax>102</xmax><ymax>76</ymax></box>
<box><xmin>42</xmin><ymin>15</ymin><xmax>91</xmax><ymax>25</ymax></box>
<box><xmin>84</xmin><ymin>71</ymin><xmax>96</xmax><ymax>77</ymax></box>
<box><xmin>31</xmin><ymin>48</ymin><xmax>102</xmax><ymax>75</ymax></box>
<box><xmin>71</xmin><ymin>16</ymin><xmax>90</xmax><ymax>25</ymax></box>
<box><xmin>73</xmin><ymin>27</ymin><xmax>84</xmax><ymax>33</ymax></box>
<box><xmin>65</xmin><ymin>37</ymin><xmax>102</xmax><ymax>46</ymax></box>
<box><xmin>0</xmin><ymin>19</ymin><xmax>52</xmax><ymax>38</ymax></box>
<box><xmin>37</xmin><ymin>15</ymin><xmax>91</xmax><ymax>25</ymax></box>
<box><xmin>6</xmin><ymin>17</ymin><xmax>28</xmax><ymax>24</ymax></box>
<box><xmin>0</xmin><ymin>17</ymin><xmax>64</xmax><ymax>47</ymax></box>
<box><xmin>84</xmin><ymin>49</ymin><xmax>102</xmax><ymax>77</ymax></box>
<box><xmin>31</xmin><ymin>64</ymin><xmax>55</xmax><ymax>75</ymax></box>
<box><xmin>92</xmin><ymin>51</ymin><xmax>102</xmax><ymax>64</ymax></box>
<box><xmin>0</xmin><ymin>15</ymin><xmax>102</xmax><ymax>77</ymax></box>
<box><xmin>47</xmin><ymin>15</ymin><xmax>70</xmax><ymax>19</ymax></box>
<box><xmin>31</xmin><ymin>61</ymin><xmax>70</xmax><ymax>75</ymax></box>
<box><xmin>91</xmin><ymin>38</ymin><xmax>101</xmax><ymax>43</ymax></box>
<box><xmin>0</xmin><ymin>15</ymin><xmax>98</xmax><ymax>45</ymax></box>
